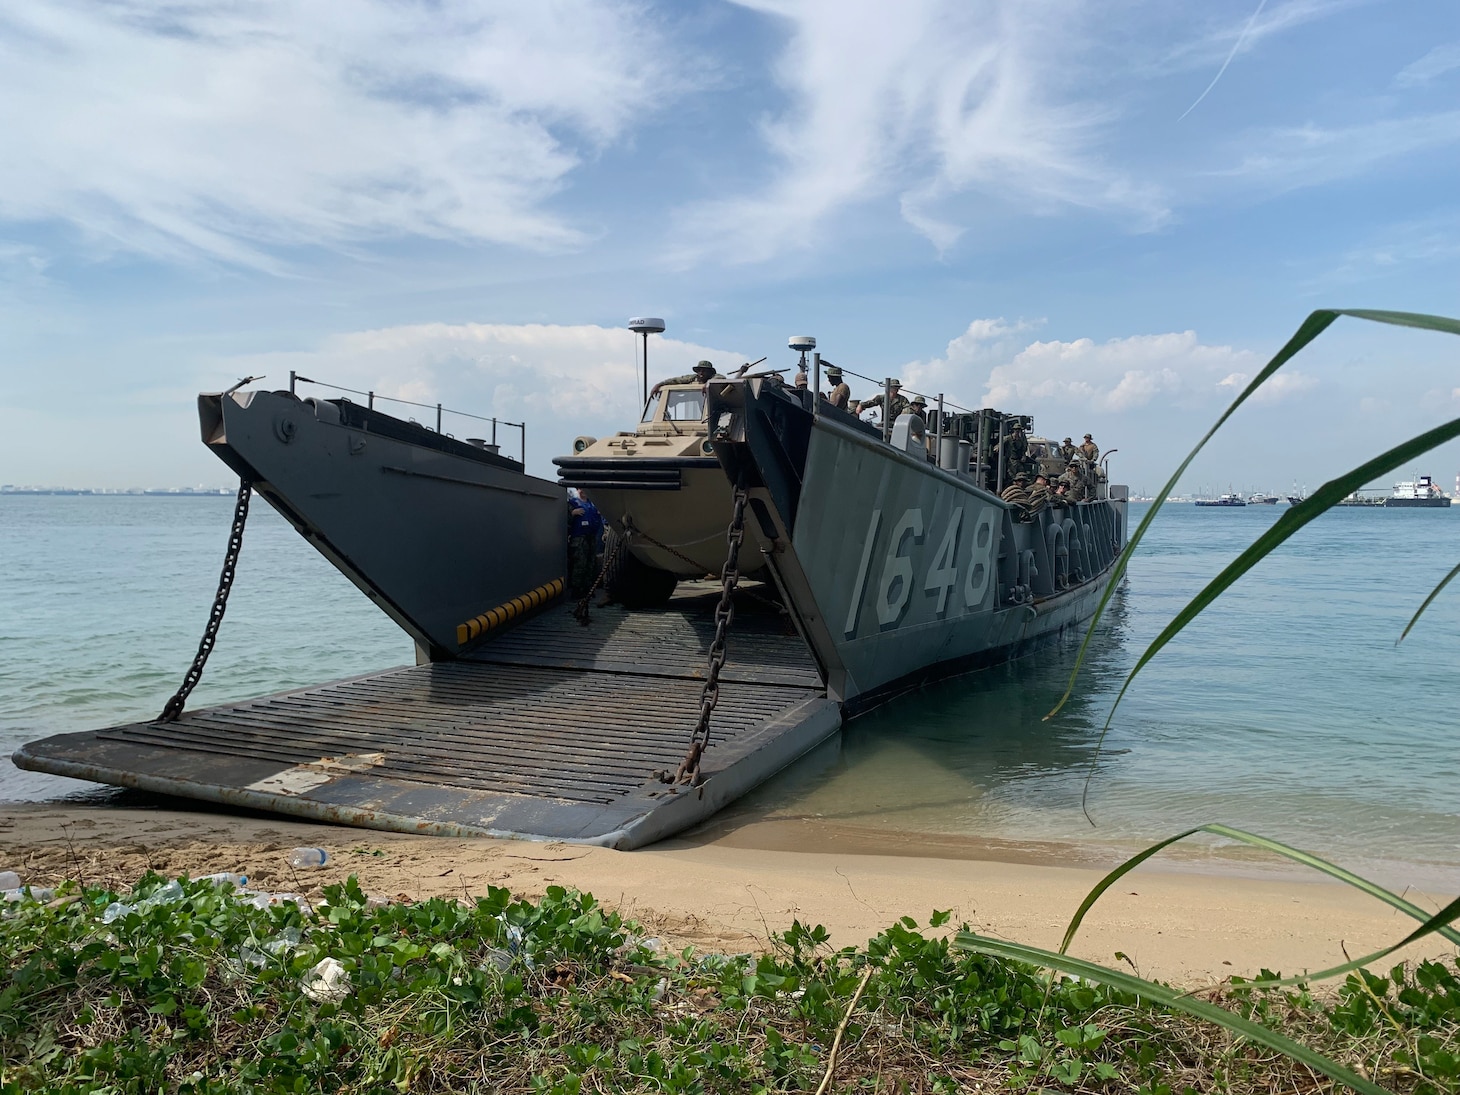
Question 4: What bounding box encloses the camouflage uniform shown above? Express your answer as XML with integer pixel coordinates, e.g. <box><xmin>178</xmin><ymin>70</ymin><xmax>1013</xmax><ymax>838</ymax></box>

<box><xmin>1079</xmin><ymin>436</ymin><xmax>1099</xmax><ymax>463</ymax></box>
<box><xmin>1059</xmin><ymin>439</ymin><xmax>1077</xmax><ymax>463</ymax></box>
<box><xmin>656</xmin><ymin>369</ymin><xmax>722</xmax><ymax>388</ymax></box>
<box><xmin>859</xmin><ymin>391</ymin><xmax>910</xmax><ymax>420</ymax></box>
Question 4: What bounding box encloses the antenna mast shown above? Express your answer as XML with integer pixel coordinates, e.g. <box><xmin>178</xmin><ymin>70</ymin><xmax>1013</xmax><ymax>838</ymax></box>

<box><xmin>628</xmin><ymin>317</ymin><xmax>666</xmax><ymax>407</ymax></box>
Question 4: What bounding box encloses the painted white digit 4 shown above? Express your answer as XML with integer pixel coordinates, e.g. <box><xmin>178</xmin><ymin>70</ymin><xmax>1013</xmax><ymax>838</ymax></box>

<box><xmin>923</xmin><ymin>508</ymin><xmax>962</xmax><ymax>615</ymax></box>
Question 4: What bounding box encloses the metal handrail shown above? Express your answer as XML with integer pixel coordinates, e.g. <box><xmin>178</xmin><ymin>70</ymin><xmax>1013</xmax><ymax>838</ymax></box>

<box><xmin>288</xmin><ymin>371</ymin><xmax>527</xmax><ymax>466</ymax></box>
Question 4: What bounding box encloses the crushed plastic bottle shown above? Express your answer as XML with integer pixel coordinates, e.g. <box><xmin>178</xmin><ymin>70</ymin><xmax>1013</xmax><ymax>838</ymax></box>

<box><xmin>102</xmin><ymin>878</ymin><xmax>186</xmax><ymax>922</ymax></box>
<box><xmin>481</xmin><ymin>948</ymin><xmax>514</xmax><ymax>972</ymax></box>
<box><xmin>0</xmin><ymin>871</ymin><xmax>20</xmax><ymax>890</ymax></box>
<box><xmin>3</xmin><ymin>886</ymin><xmax>54</xmax><ymax>904</ymax></box>
<box><xmin>198</xmin><ymin>872</ymin><xmax>248</xmax><ymax>889</ymax></box>
<box><xmin>288</xmin><ymin>847</ymin><xmax>328</xmax><ymax>869</ymax></box>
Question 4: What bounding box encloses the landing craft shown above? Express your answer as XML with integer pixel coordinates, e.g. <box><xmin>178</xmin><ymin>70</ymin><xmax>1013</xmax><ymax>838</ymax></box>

<box><xmin>15</xmin><ymin>329</ymin><xmax>1130</xmax><ymax>847</ymax></box>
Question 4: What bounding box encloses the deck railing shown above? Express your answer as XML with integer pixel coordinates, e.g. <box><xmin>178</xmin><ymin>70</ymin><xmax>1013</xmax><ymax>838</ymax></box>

<box><xmin>287</xmin><ymin>371</ymin><xmax>526</xmax><ymax>466</ymax></box>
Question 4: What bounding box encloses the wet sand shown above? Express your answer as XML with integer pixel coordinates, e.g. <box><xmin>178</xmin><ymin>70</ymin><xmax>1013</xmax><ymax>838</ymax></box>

<box><xmin>3</xmin><ymin>800</ymin><xmax>1453</xmax><ymax>989</ymax></box>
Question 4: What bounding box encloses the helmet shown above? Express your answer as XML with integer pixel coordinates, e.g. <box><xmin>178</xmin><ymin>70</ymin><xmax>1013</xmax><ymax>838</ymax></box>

<box><xmin>693</xmin><ymin>360</ymin><xmax>716</xmax><ymax>375</ymax></box>
<box><xmin>909</xmin><ymin>396</ymin><xmax>927</xmax><ymax>407</ymax></box>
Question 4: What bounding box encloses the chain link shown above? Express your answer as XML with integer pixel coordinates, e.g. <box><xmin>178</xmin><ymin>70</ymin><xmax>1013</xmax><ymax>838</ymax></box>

<box><xmin>667</xmin><ymin>482</ymin><xmax>749</xmax><ymax>787</ymax></box>
<box><xmin>573</xmin><ymin>527</ymin><xmax>628</xmax><ymax>625</ymax></box>
<box><xmin>157</xmin><ymin>477</ymin><xmax>252</xmax><ymax>723</ymax></box>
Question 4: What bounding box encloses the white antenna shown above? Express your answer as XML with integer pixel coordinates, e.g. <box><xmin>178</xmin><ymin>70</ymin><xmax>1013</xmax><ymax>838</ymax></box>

<box><xmin>628</xmin><ymin>317</ymin><xmax>666</xmax><ymax>405</ymax></box>
<box><xmin>788</xmin><ymin>335</ymin><xmax>815</xmax><ymax>370</ymax></box>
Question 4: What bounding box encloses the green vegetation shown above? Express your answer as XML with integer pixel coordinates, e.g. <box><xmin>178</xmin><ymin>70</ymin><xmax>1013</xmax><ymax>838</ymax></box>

<box><xmin>2</xmin><ymin>873</ymin><xmax>1458</xmax><ymax>1093</ymax></box>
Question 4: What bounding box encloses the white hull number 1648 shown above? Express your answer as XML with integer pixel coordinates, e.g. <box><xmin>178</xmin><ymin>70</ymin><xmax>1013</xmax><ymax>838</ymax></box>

<box><xmin>842</xmin><ymin>506</ymin><xmax>999</xmax><ymax>637</ymax></box>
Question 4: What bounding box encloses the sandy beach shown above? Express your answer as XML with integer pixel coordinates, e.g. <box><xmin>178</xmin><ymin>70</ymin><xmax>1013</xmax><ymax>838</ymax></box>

<box><xmin>3</xmin><ymin>800</ymin><xmax>1453</xmax><ymax>989</ymax></box>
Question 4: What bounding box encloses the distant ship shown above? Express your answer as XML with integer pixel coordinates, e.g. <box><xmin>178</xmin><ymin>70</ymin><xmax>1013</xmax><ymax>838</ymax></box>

<box><xmin>1194</xmin><ymin>493</ymin><xmax>1247</xmax><ymax>507</ymax></box>
<box><xmin>1385</xmin><ymin>474</ymin><xmax>1451</xmax><ymax>508</ymax></box>
<box><xmin>1247</xmin><ymin>493</ymin><xmax>1279</xmax><ymax>505</ymax></box>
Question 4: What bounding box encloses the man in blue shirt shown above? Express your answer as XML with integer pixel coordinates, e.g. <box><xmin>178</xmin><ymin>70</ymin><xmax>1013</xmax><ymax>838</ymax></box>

<box><xmin>567</xmin><ymin>489</ymin><xmax>604</xmax><ymax>596</ymax></box>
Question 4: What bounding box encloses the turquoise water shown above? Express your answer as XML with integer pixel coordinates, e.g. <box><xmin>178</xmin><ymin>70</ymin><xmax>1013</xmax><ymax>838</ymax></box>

<box><xmin>3</xmin><ymin>496</ymin><xmax>1458</xmax><ymax>885</ymax></box>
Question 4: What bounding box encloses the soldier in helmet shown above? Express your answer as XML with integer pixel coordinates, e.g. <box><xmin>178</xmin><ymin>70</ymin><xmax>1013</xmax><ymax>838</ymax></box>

<box><xmin>824</xmin><ymin>365</ymin><xmax>851</xmax><ymax>409</ymax></box>
<box><xmin>650</xmin><ymin>359</ymin><xmax>721</xmax><ymax>397</ymax></box>
<box><xmin>1060</xmin><ymin>436</ymin><xmax>1077</xmax><ymax>463</ymax></box>
<box><xmin>1079</xmin><ymin>433</ymin><xmax>1099</xmax><ymax>463</ymax></box>
<box><xmin>857</xmin><ymin>378</ymin><xmax>910</xmax><ymax>422</ymax></box>
<box><xmin>908</xmin><ymin>395</ymin><xmax>927</xmax><ymax>420</ymax></box>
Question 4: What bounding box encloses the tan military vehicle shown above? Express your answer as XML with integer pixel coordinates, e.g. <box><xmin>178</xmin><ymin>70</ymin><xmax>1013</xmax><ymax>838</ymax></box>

<box><xmin>553</xmin><ymin>379</ymin><xmax>770</xmax><ymax>606</ymax></box>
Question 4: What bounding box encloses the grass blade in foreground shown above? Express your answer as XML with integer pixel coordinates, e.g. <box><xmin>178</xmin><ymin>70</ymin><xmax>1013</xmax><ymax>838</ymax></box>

<box><xmin>953</xmin><ymin>932</ymin><xmax>1389</xmax><ymax>1095</ymax></box>
<box><xmin>1046</xmin><ymin>307</ymin><xmax>1460</xmax><ymax>723</ymax></box>
<box><xmin>1399</xmin><ymin>558</ymin><xmax>1460</xmax><ymax>644</ymax></box>
<box><xmin>1053</xmin><ymin>823</ymin><xmax>1460</xmax><ymax>993</ymax></box>
<box><xmin>1097</xmin><ymin>418</ymin><xmax>1460</xmax><ymax>732</ymax></box>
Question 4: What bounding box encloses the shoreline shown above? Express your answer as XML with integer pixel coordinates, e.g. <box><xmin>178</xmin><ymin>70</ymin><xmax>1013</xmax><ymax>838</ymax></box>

<box><xmin>3</xmin><ymin>800</ymin><xmax>1454</xmax><ymax>989</ymax></box>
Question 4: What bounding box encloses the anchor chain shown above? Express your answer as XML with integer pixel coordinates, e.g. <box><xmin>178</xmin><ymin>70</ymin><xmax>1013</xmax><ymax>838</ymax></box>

<box><xmin>573</xmin><ymin>526</ymin><xmax>628</xmax><ymax>625</ymax></box>
<box><xmin>157</xmin><ymin>476</ymin><xmax>252</xmax><ymax>723</ymax></box>
<box><xmin>667</xmin><ymin>482</ymin><xmax>749</xmax><ymax>787</ymax></box>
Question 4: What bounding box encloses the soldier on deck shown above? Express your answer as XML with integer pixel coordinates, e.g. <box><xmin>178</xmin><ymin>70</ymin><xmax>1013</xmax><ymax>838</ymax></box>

<box><xmin>857</xmin><ymin>378</ymin><xmax>910</xmax><ymax>423</ymax></box>
<box><xmin>650</xmin><ymin>360</ymin><xmax>720</xmax><ymax>397</ymax></box>
<box><xmin>1007</xmin><ymin>421</ymin><xmax>1029</xmax><ymax>470</ymax></box>
<box><xmin>793</xmin><ymin>368</ymin><xmax>808</xmax><ymax>390</ymax></box>
<box><xmin>1060</xmin><ymin>437</ymin><xmax>1077</xmax><ymax>463</ymax></box>
<box><xmin>824</xmin><ymin>366</ymin><xmax>851</xmax><ymax>409</ymax></box>
<box><xmin>908</xmin><ymin>395</ymin><xmax>927</xmax><ymax>420</ymax></box>
<box><xmin>1079</xmin><ymin>433</ymin><xmax>1099</xmax><ymax>463</ymax></box>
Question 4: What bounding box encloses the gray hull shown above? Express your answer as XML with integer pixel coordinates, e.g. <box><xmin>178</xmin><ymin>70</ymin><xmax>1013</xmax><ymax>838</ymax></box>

<box><xmin>200</xmin><ymin>389</ymin><xmax>566</xmax><ymax>658</ymax></box>
<box><xmin>712</xmin><ymin>380</ymin><xmax>1127</xmax><ymax>709</ymax></box>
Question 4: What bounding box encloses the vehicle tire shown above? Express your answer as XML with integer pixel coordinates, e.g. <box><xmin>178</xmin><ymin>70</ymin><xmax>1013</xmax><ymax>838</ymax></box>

<box><xmin>609</xmin><ymin>548</ymin><xmax>679</xmax><ymax>608</ymax></box>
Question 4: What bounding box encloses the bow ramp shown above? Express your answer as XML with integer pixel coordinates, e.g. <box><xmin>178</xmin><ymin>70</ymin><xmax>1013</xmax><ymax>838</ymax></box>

<box><xmin>14</xmin><ymin>585</ymin><xmax>837</xmax><ymax>849</ymax></box>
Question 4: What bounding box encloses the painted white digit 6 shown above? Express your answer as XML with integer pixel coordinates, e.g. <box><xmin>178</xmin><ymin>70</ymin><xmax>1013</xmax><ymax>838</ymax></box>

<box><xmin>876</xmin><ymin>509</ymin><xmax>923</xmax><ymax>626</ymax></box>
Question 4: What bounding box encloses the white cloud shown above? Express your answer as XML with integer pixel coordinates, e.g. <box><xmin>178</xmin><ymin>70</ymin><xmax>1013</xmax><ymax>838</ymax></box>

<box><xmin>669</xmin><ymin>0</ymin><xmax>1166</xmax><ymax>265</ymax></box>
<box><xmin>1395</xmin><ymin>42</ymin><xmax>1460</xmax><ymax>87</ymax></box>
<box><xmin>0</xmin><ymin>1</ymin><xmax>675</xmax><ymax>267</ymax></box>
<box><xmin>217</xmin><ymin>322</ymin><xmax>743</xmax><ymax>467</ymax></box>
<box><xmin>1211</xmin><ymin>111</ymin><xmax>1460</xmax><ymax>193</ymax></box>
<box><xmin>898</xmin><ymin>318</ymin><xmax>1314</xmax><ymax>414</ymax></box>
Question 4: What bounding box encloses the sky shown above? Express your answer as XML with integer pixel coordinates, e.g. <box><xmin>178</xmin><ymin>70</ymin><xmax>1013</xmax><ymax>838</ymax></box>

<box><xmin>2</xmin><ymin>0</ymin><xmax>1459</xmax><ymax>496</ymax></box>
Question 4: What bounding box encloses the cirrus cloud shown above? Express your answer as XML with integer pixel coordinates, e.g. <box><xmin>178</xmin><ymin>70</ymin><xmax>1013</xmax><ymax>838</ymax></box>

<box><xmin>0</xmin><ymin>0</ymin><xmax>677</xmax><ymax>268</ymax></box>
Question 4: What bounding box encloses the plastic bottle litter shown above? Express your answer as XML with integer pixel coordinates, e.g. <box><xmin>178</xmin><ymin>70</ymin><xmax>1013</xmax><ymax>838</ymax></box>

<box><xmin>199</xmin><ymin>872</ymin><xmax>248</xmax><ymax>888</ymax></box>
<box><xmin>0</xmin><ymin>871</ymin><xmax>20</xmax><ymax>890</ymax></box>
<box><xmin>288</xmin><ymin>847</ymin><xmax>328</xmax><ymax>869</ymax></box>
<box><xmin>3</xmin><ymin>887</ymin><xmax>54</xmax><ymax>904</ymax></box>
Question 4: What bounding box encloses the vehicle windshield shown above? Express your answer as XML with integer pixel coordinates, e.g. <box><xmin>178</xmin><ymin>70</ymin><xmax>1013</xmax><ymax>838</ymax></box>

<box><xmin>640</xmin><ymin>393</ymin><xmax>661</xmax><ymax>423</ymax></box>
<box><xmin>664</xmin><ymin>389</ymin><xmax>706</xmax><ymax>422</ymax></box>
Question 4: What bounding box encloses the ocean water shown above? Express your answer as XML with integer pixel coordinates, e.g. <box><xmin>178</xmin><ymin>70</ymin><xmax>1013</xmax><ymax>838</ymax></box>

<box><xmin>2</xmin><ymin>495</ymin><xmax>1458</xmax><ymax>886</ymax></box>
